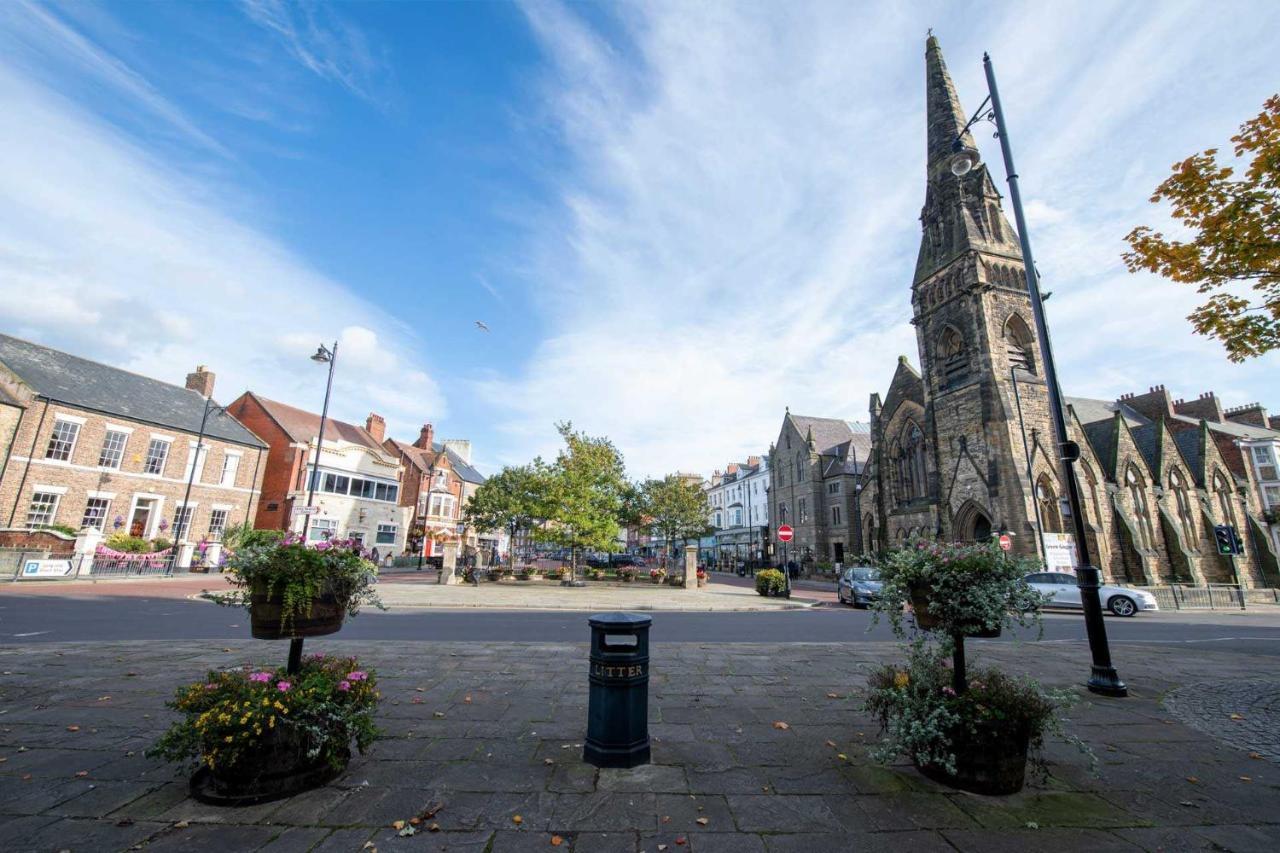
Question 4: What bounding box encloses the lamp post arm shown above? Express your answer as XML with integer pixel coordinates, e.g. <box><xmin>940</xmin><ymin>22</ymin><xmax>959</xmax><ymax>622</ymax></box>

<box><xmin>983</xmin><ymin>53</ymin><xmax>1125</xmax><ymax>697</ymax></box>
<box><xmin>303</xmin><ymin>340</ymin><xmax>339</xmax><ymax>544</ymax></box>
<box><xmin>178</xmin><ymin>396</ymin><xmax>215</xmax><ymax>544</ymax></box>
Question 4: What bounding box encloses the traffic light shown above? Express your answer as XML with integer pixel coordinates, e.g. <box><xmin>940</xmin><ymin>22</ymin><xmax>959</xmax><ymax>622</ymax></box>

<box><xmin>1213</xmin><ymin>525</ymin><xmax>1245</xmax><ymax>556</ymax></box>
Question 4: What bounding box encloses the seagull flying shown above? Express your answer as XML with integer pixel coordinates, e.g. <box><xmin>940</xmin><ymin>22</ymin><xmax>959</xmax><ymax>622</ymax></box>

<box><xmin>475</xmin><ymin>321</ymin><xmax>490</xmax><ymax>333</ymax></box>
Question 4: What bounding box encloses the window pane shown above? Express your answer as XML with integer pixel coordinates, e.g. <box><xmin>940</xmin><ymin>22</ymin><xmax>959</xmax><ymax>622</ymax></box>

<box><xmin>99</xmin><ymin>430</ymin><xmax>128</xmax><ymax>468</ymax></box>
<box><xmin>26</xmin><ymin>492</ymin><xmax>60</xmax><ymax>528</ymax></box>
<box><xmin>208</xmin><ymin>509</ymin><xmax>229</xmax><ymax>540</ymax></box>
<box><xmin>172</xmin><ymin>506</ymin><xmax>194</xmax><ymax>541</ymax></box>
<box><xmin>45</xmin><ymin>420</ymin><xmax>80</xmax><ymax>461</ymax></box>
<box><xmin>376</xmin><ymin>524</ymin><xmax>396</xmax><ymax>544</ymax></box>
<box><xmin>144</xmin><ymin>439</ymin><xmax>170</xmax><ymax>475</ymax></box>
<box><xmin>220</xmin><ymin>454</ymin><xmax>240</xmax><ymax>487</ymax></box>
<box><xmin>81</xmin><ymin>498</ymin><xmax>110</xmax><ymax>531</ymax></box>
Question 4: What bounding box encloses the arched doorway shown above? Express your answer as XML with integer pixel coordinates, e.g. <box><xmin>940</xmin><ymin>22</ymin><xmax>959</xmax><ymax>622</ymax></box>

<box><xmin>953</xmin><ymin>500</ymin><xmax>993</xmax><ymax>543</ymax></box>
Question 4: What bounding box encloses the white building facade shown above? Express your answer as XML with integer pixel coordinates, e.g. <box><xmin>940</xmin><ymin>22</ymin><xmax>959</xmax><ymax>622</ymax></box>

<box><xmin>704</xmin><ymin>455</ymin><xmax>770</xmax><ymax>567</ymax></box>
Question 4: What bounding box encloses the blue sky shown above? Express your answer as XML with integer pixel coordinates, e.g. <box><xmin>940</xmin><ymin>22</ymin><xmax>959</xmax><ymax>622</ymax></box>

<box><xmin>2</xmin><ymin>0</ymin><xmax>1278</xmax><ymax>478</ymax></box>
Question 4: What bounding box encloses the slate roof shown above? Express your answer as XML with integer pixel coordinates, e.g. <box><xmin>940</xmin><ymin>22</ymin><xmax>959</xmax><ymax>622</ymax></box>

<box><xmin>1171</xmin><ymin>413</ymin><xmax>1279</xmax><ymax>440</ymax></box>
<box><xmin>1082</xmin><ymin>419</ymin><xmax>1119</xmax><ymax>478</ymax></box>
<box><xmin>388</xmin><ymin>438</ymin><xmax>485</xmax><ymax>485</ymax></box>
<box><xmin>1172</xmin><ymin>429</ymin><xmax>1206</xmax><ymax>485</ymax></box>
<box><xmin>1129</xmin><ymin>423</ymin><xmax>1160</xmax><ymax>473</ymax></box>
<box><xmin>789</xmin><ymin>414</ymin><xmax>873</xmax><ymax>459</ymax></box>
<box><xmin>0</xmin><ymin>333</ymin><xmax>264</xmax><ymax>447</ymax></box>
<box><xmin>1066</xmin><ymin>396</ymin><xmax>1149</xmax><ymax>429</ymax></box>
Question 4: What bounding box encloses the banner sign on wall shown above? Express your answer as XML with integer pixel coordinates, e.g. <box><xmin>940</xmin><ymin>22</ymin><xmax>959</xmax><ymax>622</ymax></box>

<box><xmin>1042</xmin><ymin>533</ymin><xmax>1078</xmax><ymax>574</ymax></box>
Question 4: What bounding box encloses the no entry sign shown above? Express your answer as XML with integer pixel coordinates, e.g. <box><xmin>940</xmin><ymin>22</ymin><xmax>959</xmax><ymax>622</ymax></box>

<box><xmin>777</xmin><ymin>525</ymin><xmax>794</xmax><ymax>542</ymax></box>
<box><xmin>998</xmin><ymin>533</ymin><xmax>1012</xmax><ymax>552</ymax></box>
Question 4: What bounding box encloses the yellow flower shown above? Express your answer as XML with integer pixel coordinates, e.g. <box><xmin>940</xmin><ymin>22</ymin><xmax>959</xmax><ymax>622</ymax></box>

<box><xmin>223</xmin><ymin>735</ymin><xmax>233</xmax><ymax>743</ymax></box>
<box><xmin>268</xmin><ymin>717</ymin><xmax>275</xmax><ymax>729</ymax></box>
<box><xmin>893</xmin><ymin>671</ymin><xmax>910</xmax><ymax>688</ymax></box>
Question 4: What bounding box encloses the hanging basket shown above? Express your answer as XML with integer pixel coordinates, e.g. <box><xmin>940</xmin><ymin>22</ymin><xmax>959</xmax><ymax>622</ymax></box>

<box><xmin>916</xmin><ymin>720</ymin><xmax>1029</xmax><ymax>795</ymax></box>
<box><xmin>249</xmin><ymin>581</ymin><xmax>346</xmax><ymax>640</ymax></box>
<box><xmin>909</xmin><ymin>584</ymin><xmax>1002</xmax><ymax>638</ymax></box>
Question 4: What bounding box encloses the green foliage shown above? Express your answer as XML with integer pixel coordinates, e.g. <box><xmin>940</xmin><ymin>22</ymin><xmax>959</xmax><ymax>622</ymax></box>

<box><xmin>639</xmin><ymin>475</ymin><xmax>713</xmax><ymax>563</ymax></box>
<box><xmin>220</xmin><ymin>522</ymin><xmax>285</xmax><ymax>553</ymax></box>
<box><xmin>534</xmin><ymin>423</ymin><xmax>628</xmax><ymax>568</ymax></box>
<box><xmin>870</xmin><ymin>540</ymin><xmax>1047</xmax><ymax>638</ymax></box>
<box><xmin>755</xmin><ymin>568</ymin><xmax>786</xmax><ymax>596</ymax></box>
<box><xmin>104</xmin><ymin>533</ymin><xmax>156</xmax><ymax>553</ymax></box>
<box><xmin>148</xmin><ymin>655</ymin><xmax>379</xmax><ymax>774</ymax></box>
<box><xmin>463</xmin><ymin>462</ymin><xmax>553</xmax><ymax>559</ymax></box>
<box><xmin>32</xmin><ymin>522</ymin><xmax>78</xmax><ymax>537</ymax></box>
<box><xmin>150</xmin><ymin>537</ymin><xmax>173</xmax><ymax>552</ymax></box>
<box><xmin>864</xmin><ymin>639</ymin><xmax>1079</xmax><ymax>776</ymax></box>
<box><xmin>1123</xmin><ymin>95</ymin><xmax>1280</xmax><ymax>361</ymax></box>
<box><xmin>214</xmin><ymin>537</ymin><xmax>384</xmax><ymax>628</ymax></box>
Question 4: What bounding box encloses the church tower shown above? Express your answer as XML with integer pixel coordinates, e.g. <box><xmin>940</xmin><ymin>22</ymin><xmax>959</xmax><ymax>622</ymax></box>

<box><xmin>910</xmin><ymin>36</ymin><xmax>1051</xmax><ymax>548</ymax></box>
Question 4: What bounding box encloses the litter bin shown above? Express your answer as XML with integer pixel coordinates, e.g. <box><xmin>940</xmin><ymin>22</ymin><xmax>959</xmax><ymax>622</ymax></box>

<box><xmin>583</xmin><ymin>612</ymin><xmax>651</xmax><ymax>768</ymax></box>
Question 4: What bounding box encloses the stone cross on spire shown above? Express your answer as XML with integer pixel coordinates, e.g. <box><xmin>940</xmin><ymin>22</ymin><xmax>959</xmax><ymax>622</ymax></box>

<box><xmin>925</xmin><ymin>35</ymin><xmax>977</xmax><ymax>175</ymax></box>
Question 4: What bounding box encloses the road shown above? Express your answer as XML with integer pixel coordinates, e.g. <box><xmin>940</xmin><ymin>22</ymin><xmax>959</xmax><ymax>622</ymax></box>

<box><xmin>3</xmin><ymin>584</ymin><xmax>1280</xmax><ymax>655</ymax></box>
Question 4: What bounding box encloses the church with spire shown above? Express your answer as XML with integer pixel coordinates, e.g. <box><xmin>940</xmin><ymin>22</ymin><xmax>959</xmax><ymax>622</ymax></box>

<box><xmin>769</xmin><ymin>36</ymin><xmax>1279</xmax><ymax>591</ymax></box>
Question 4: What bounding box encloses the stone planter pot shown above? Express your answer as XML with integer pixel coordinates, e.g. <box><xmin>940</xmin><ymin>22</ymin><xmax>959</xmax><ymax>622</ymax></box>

<box><xmin>916</xmin><ymin>720</ymin><xmax>1029</xmax><ymax>795</ymax></box>
<box><xmin>908</xmin><ymin>584</ymin><xmax>1001</xmax><ymax>638</ymax></box>
<box><xmin>190</xmin><ymin>727</ymin><xmax>349</xmax><ymax>806</ymax></box>
<box><xmin>249</xmin><ymin>581</ymin><xmax>345</xmax><ymax>640</ymax></box>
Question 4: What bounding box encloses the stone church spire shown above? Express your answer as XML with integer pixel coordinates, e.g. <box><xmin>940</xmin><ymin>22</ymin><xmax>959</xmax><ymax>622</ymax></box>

<box><xmin>925</xmin><ymin>35</ymin><xmax>976</xmax><ymax>175</ymax></box>
<box><xmin>913</xmin><ymin>36</ymin><xmax>1021</xmax><ymax>288</ymax></box>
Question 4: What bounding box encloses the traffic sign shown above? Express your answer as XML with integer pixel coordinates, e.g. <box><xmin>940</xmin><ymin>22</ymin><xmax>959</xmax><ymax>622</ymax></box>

<box><xmin>777</xmin><ymin>525</ymin><xmax>794</xmax><ymax>542</ymax></box>
<box><xmin>998</xmin><ymin>533</ymin><xmax>1012</xmax><ymax>552</ymax></box>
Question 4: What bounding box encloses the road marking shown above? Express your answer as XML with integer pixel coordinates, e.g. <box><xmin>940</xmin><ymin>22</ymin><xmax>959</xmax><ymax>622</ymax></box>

<box><xmin>13</xmin><ymin>631</ymin><xmax>50</xmax><ymax>637</ymax></box>
<box><xmin>1028</xmin><ymin>636</ymin><xmax>1280</xmax><ymax>645</ymax></box>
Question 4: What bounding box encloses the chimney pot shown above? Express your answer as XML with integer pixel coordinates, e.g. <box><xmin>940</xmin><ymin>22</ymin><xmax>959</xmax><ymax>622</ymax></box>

<box><xmin>185</xmin><ymin>366</ymin><xmax>216</xmax><ymax>398</ymax></box>
<box><xmin>414</xmin><ymin>423</ymin><xmax>435</xmax><ymax>450</ymax></box>
<box><xmin>365</xmin><ymin>413</ymin><xmax>386</xmax><ymax>443</ymax></box>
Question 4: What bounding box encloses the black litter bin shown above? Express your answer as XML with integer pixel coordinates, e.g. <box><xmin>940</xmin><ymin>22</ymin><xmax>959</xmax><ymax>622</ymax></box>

<box><xmin>583</xmin><ymin>612</ymin><xmax>651</xmax><ymax>768</ymax></box>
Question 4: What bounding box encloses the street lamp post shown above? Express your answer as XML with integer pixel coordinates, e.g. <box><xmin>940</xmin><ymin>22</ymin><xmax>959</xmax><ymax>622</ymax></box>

<box><xmin>291</xmin><ymin>340</ymin><xmax>338</xmax><ymax>674</ymax></box>
<box><xmin>950</xmin><ymin>53</ymin><xmax>1125</xmax><ymax>697</ymax></box>
<box><xmin>177</xmin><ymin>395</ymin><xmax>226</xmax><ymax>567</ymax></box>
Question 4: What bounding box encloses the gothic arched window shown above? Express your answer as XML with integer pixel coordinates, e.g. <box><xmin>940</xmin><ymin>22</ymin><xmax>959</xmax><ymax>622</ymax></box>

<box><xmin>1169</xmin><ymin>468</ymin><xmax>1197</xmax><ymax>547</ymax></box>
<box><xmin>894</xmin><ymin>422</ymin><xmax>927</xmax><ymax>502</ymax></box>
<box><xmin>1126</xmin><ymin>465</ymin><xmax>1155</xmax><ymax>550</ymax></box>
<box><xmin>795</xmin><ymin>453</ymin><xmax>805</xmax><ymax>482</ymax></box>
<box><xmin>1214</xmin><ymin>471</ymin><xmax>1237</xmax><ymax>528</ymax></box>
<box><xmin>1004</xmin><ymin>313</ymin><xmax>1037</xmax><ymax>373</ymax></box>
<box><xmin>989</xmin><ymin>204</ymin><xmax>1002</xmax><ymax>242</ymax></box>
<box><xmin>1035</xmin><ymin>474</ymin><xmax>1062</xmax><ymax>533</ymax></box>
<box><xmin>939</xmin><ymin>326</ymin><xmax>968</xmax><ymax>385</ymax></box>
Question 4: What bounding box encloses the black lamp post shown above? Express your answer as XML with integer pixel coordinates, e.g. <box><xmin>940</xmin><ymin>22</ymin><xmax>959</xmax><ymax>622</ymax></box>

<box><xmin>291</xmin><ymin>340</ymin><xmax>338</xmax><ymax>673</ymax></box>
<box><xmin>950</xmin><ymin>53</ymin><xmax>1125</xmax><ymax>697</ymax></box>
<box><xmin>177</xmin><ymin>396</ymin><xmax>227</xmax><ymax>562</ymax></box>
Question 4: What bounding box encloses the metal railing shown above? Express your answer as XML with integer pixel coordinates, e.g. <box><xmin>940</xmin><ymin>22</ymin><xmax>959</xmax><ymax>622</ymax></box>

<box><xmin>1135</xmin><ymin>584</ymin><xmax>1249</xmax><ymax>611</ymax></box>
<box><xmin>5</xmin><ymin>548</ymin><xmax>178</xmax><ymax>581</ymax></box>
<box><xmin>85</xmin><ymin>553</ymin><xmax>177</xmax><ymax>578</ymax></box>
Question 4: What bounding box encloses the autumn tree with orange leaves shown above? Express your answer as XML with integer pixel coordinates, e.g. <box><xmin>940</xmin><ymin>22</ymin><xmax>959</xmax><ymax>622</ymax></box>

<box><xmin>1123</xmin><ymin>95</ymin><xmax>1280</xmax><ymax>362</ymax></box>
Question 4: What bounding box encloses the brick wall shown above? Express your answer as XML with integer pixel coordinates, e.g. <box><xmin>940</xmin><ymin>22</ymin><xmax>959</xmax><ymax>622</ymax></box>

<box><xmin>225</xmin><ymin>394</ymin><xmax>304</xmax><ymax>531</ymax></box>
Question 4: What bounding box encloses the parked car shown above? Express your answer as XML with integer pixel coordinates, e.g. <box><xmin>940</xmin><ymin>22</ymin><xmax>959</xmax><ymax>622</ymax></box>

<box><xmin>837</xmin><ymin>566</ymin><xmax>883</xmax><ymax>608</ymax></box>
<box><xmin>609</xmin><ymin>554</ymin><xmax>645</xmax><ymax>568</ymax></box>
<box><xmin>1022</xmin><ymin>572</ymin><xmax>1159</xmax><ymax>617</ymax></box>
<box><xmin>585</xmin><ymin>555</ymin><xmax>611</xmax><ymax>569</ymax></box>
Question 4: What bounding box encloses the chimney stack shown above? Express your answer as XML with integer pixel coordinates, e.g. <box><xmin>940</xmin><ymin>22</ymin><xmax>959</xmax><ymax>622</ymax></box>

<box><xmin>414</xmin><ymin>423</ymin><xmax>435</xmax><ymax>450</ymax></box>
<box><xmin>1224</xmin><ymin>403</ymin><xmax>1269</xmax><ymax>428</ymax></box>
<box><xmin>747</xmin><ymin>455</ymin><xmax>761</xmax><ymax>467</ymax></box>
<box><xmin>1116</xmin><ymin>385</ymin><xmax>1173</xmax><ymax>422</ymax></box>
<box><xmin>185</xmin><ymin>365</ymin><xmax>215</xmax><ymax>398</ymax></box>
<box><xmin>442</xmin><ymin>439</ymin><xmax>472</xmax><ymax>464</ymax></box>
<box><xmin>1172</xmin><ymin>392</ymin><xmax>1224</xmax><ymax>423</ymax></box>
<box><xmin>364</xmin><ymin>413</ymin><xmax>386</xmax><ymax>443</ymax></box>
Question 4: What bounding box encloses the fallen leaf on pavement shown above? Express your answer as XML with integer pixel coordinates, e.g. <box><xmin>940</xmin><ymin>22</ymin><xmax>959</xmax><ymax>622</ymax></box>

<box><xmin>397</xmin><ymin>825</ymin><xmax>416</xmax><ymax>837</ymax></box>
<box><xmin>433</xmin><ymin>712</ymin><xmax>445</xmax><ymax>718</ymax></box>
<box><xmin>1179</xmin><ymin>801</ymin><xmax>1197</xmax><ymax>807</ymax></box>
<box><xmin>1229</xmin><ymin>713</ymin><xmax>1245</xmax><ymax>721</ymax></box>
<box><xmin>221</xmin><ymin>648</ymin><xmax>232</xmax><ymax>653</ymax></box>
<box><xmin>826</xmin><ymin>693</ymin><xmax>841</xmax><ymax>699</ymax></box>
<box><xmin>661</xmin><ymin>815</ymin><xmax>670</xmax><ymax>823</ymax></box>
<box><xmin>362</xmin><ymin>842</ymin><xmax>375</xmax><ymax>849</ymax></box>
<box><xmin>1239</xmin><ymin>776</ymin><xmax>1252</xmax><ymax>782</ymax></box>
<box><xmin>464</xmin><ymin>695</ymin><xmax>473</xmax><ymax>704</ymax></box>
<box><xmin>409</xmin><ymin>817</ymin><xmax>421</xmax><ymax>826</ymax></box>
<box><xmin>544</xmin><ymin>758</ymin><xmax>555</xmax><ymax>765</ymax></box>
<box><xmin>696</xmin><ymin>817</ymin><xmax>709</xmax><ymax>825</ymax></box>
<box><xmin>837</xmin><ymin>754</ymin><xmax>848</xmax><ymax>761</ymax></box>
<box><xmin>98</xmin><ymin>696</ymin><xmax>111</xmax><ymax>702</ymax></box>
<box><xmin>676</xmin><ymin>838</ymin><xmax>687</xmax><ymax>846</ymax></box>
<box><xmin>824</xmin><ymin>740</ymin><xmax>837</xmax><ymax>748</ymax></box>
<box><xmin>174</xmin><ymin>821</ymin><xmax>189</xmax><ymax>829</ymax></box>
<box><xmin>1185</xmin><ymin>776</ymin><xmax>1199</xmax><ymax>784</ymax></box>
<box><xmin>772</xmin><ymin>721</ymin><xmax>790</xmax><ymax>730</ymax></box>
<box><xmin>415</xmin><ymin>687</ymin><xmax>425</xmax><ymax>692</ymax></box>
<box><xmin>512</xmin><ymin>815</ymin><xmax>523</xmax><ymax>825</ymax></box>
<box><xmin>551</xmin><ymin>836</ymin><xmax>564</xmax><ymax>847</ymax></box>
<box><xmin>411</xmin><ymin>697</ymin><xmax>423</xmax><ymax>704</ymax></box>
<box><xmin>66</xmin><ymin>726</ymin><xmax>80</xmax><ymax>732</ymax></box>
<box><xmin>657</xmin><ymin>845</ymin><xmax>667</xmax><ymax>852</ymax></box>
<box><xmin>429</xmin><ymin>823</ymin><xmax>440</xmax><ymax>832</ymax></box>
<box><xmin>74</xmin><ymin>771</ymin><xmax>88</xmax><ymax>778</ymax></box>
<box><xmin>1249</xmin><ymin>752</ymin><xmax>1262</xmax><ymax>759</ymax></box>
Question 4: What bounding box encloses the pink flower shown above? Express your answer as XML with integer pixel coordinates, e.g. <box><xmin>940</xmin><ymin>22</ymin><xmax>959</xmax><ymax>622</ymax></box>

<box><xmin>347</xmin><ymin>671</ymin><xmax>368</xmax><ymax>682</ymax></box>
<box><xmin>338</xmin><ymin>680</ymin><xmax>351</xmax><ymax>692</ymax></box>
<box><xmin>204</xmin><ymin>683</ymin><xmax>218</xmax><ymax>690</ymax></box>
<box><xmin>276</xmin><ymin>681</ymin><xmax>291</xmax><ymax>692</ymax></box>
<box><xmin>248</xmin><ymin>672</ymin><xmax>271</xmax><ymax>683</ymax></box>
<box><xmin>942</xmin><ymin>686</ymin><xmax>956</xmax><ymax>697</ymax></box>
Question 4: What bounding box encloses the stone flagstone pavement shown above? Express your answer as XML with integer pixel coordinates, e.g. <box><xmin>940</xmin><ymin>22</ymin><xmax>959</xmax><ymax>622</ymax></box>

<box><xmin>1</xmin><ymin>638</ymin><xmax>1278</xmax><ymax>852</ymax></box>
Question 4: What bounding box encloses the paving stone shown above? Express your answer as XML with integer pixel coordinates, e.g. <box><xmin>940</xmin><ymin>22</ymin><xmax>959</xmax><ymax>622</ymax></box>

<box><xmin>943</xmin><ymin>827</ymin><xmax>1139</xmax><ymax>852</ymax></box>
<box><xmin>1188</xmin><ymin>824</ymin><xmax>1280</xmax><ymax>853</ymax></box>
<box><xmin>255</xmin><ymin>826</ymin><xmax>332</xmax><ymax>852</ymax></box>
<box><xmin>310</xmin><ymin>827</ymin><xmax>380</xmax><ymax>852</ymax></box>
<box><xmin>652</xmin><ymin>792</ymin><xmax>734</xmax><ymax>832</ymax></box>
<box><xmin>598</xmin><ymin>764</ymin><xmax>688</xmax><ymax>793</ymax></box>
<box><xmin>1110</xmin><ymin>826</ymin><xmax>1216</xmax><ymax>852</ymax></box>
<box><xmin>762</xmin><ymin>830</ymin><xmax>954</xmax><ymax>852</ymax></box>
<box><xmin>571</xmin><ymin>831</ymin><xmax>637</xmax><ymax>853</ymax></box>
<box><xmin>948</xmin><ymin>790</ymin><xmax>1145</xmax><ymax>830</ymax></box>
<box><xmin>725</xmin><ymin>794</ymin><xmax>843</xmax><ymax>833</ymax></box>
<box><xmin>552</xmin><ymin>793</ymin><xmax>658</xmax><ymax>832</ymax></box>
<box><xmin>30</xmin><ymin>816</ymin><xmax>165</xmax><ymax>852</ymax></box>
<box><xmin>686</xmin><ymin>832</ymin><xmax>767</xmax><ymax>852</ymax></box>
<box><xmin>141</xmin><ymin>822</ymin><xmax>280</xmax><ymax>851</ymax></box>
<box><xmin>686</xmin><ymin>767</ymin><xmax>773</xmax><ymax>795</ymax></box>
<box><xmin>831</xmin><ymin>792</ymin><xmax>977</xmax><ymax>831</ymax></box>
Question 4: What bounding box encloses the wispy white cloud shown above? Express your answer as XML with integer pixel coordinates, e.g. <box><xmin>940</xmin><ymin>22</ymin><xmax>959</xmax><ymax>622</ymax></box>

<box><xmin>0</xmin><ymin>0</ymin><xmax>230</xmax><ymax>156</ymax></box>
<box><xmin>239</xmin><ymin>0</ymin><xmax>388</xmax><ymax>103</ymax></box>
<box><xmin>488</xmin><ymin>0</ymin><xmax>1279</xmax><ymax>477</ymax></box>
<box><xmin>0</xmin><ymin>55</ymin><xmax>442</xmax><ymax>435</ymax></box>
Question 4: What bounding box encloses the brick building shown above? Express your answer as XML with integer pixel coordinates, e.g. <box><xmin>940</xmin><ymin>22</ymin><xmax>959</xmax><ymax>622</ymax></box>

<box><xmin>0</xmin><ymin>334</ymin><xmax>266</xmax><ymax>543</ymax></box>
<box><xmin>704</xmin><ymin>455</ymin><xmax>770</xmax><ymax>566</ymax></box>
<box><xmin>842</xmin><ymin>38</ymin><xmax>1279</xmax><ymax>589</ymax></box>
<box><xmin>384</xmin><ymin>424</ymin><xmax>487</xmax><ymax>560</ymax></box>
<box><xmin>226</xmin><ymin>393</ymin><xmax>410</xmax><ymax>558</ymax></box>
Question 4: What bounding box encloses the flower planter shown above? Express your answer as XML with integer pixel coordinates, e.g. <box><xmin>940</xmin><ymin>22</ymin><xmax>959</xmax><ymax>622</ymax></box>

<box><xmin>909</xmin><ymin>585</ymin><xmax>1001</xmax><ymax>638</ymax></box>
<box><xmin>190</xmin><ymin>731</ymin><xmax>349</xmax><ymax>806</ymax></box>
<box><xmin>916</xmin><ymin>721</ymin><xmax>1029</xmax><ymax>795</ymax></box>
<box><xmin>250</xmin><ymin>582</ymin><xmax>345</xmax><ymax>639</ymax></box>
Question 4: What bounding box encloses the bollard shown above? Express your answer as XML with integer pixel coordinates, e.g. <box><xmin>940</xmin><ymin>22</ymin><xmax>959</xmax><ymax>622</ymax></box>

<box><xmin>583</xmin><ymin>612</ymin><xmax>651</xmax><ymax>768</ymax></box>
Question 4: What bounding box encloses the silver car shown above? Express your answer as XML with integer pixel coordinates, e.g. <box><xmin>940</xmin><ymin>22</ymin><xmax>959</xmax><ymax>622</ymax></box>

<box><xmin>1023</xmin><ymin>572</ymin><xmax>1159</xmax><ymax>617</ymax></box>
<box><xmin>837</xmin><ymin>566</ymin><xmax>883</xmax><ymax>608</ymax></box>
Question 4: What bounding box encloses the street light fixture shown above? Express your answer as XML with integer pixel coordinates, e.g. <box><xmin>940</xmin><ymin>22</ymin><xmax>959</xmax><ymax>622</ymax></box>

<box><xmin>957</xmin><ymin>53</ymin><xmax>1126</xmax><ymax>698</ymax></box>
<box><xmin>176</xmin><ymin>395</ymin><xmax>227</xmax><ymax>556</ymax></box>
<box><xmin>291</xmin><ymin>339</ymin><xmax>338</xmax><ymax>674</ymax></box>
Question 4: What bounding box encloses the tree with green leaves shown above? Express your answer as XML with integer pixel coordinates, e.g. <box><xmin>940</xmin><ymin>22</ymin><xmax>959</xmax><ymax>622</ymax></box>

<box><xmin>462</xmin><ymin>461</ymin><xmax>552</xmax><ymax>565</ymax></box>
<box><xmin>536</xmin><ymin>422</ymin><xmax>628</xmax><ymax>578</ymax></box>
<box><xmin>641</xmin><ymin>474</ymin><xmax>713</xmax><ymax>571</ymax></box>
<box><xmin>1123</xmin><ymin>95</ymin><xmax>1280</xmax><ymax>362</ymax></box>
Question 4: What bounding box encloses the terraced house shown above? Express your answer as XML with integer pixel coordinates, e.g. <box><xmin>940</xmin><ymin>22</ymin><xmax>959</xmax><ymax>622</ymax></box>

<box><xmin>0</xmin><ymin>334</ymin><xmax>266</xmax><ymax>545</ymax></box>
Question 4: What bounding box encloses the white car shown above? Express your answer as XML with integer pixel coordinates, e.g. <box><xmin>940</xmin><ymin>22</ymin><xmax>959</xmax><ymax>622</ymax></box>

<box><xmin>1023</xmin><ymin>572</ymin><xmax>1159</xmax><ymax>617</ymax></box>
